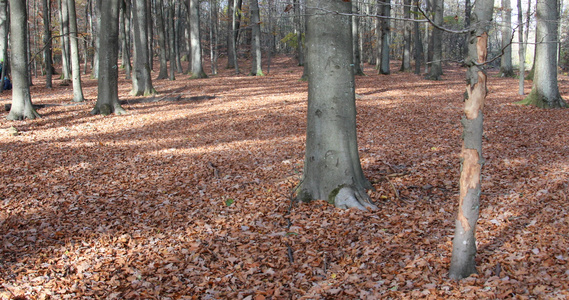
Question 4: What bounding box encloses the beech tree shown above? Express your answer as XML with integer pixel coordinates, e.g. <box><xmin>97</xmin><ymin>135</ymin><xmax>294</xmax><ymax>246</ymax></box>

<box><xmin>298</xmin><ymin>0</ymin><xmax>376</xmax><ymax>210</ymax></box>
<box><xmin>42</xmin><ymin>0</ymin><xmax>52</xmax><ymax>88</ymax></box>
<box><xmin>499</xmin><ymin>0</ymin><xmax>514</xmax><ymax>77</ymax></box>
<box><xmin>91</xmin><ymin>0</ymin><xmax>125</xmax><ymax>115</ymax></box>
<box><xmin>518</xmin><ymin>0</ymin><xmax>567</xmax><ymax>108</ymax></box>
<box><xmin>188</xmin><ymin>0</ymin><xmax>207</xmax><ymax>79</ymax></box>
<box><xmin>426</xmin><ymin>0</ymin><xmax>443</xmax><ymax>80</ymax></box>
<box><xmin>155</xmin><ymin>0</ymin><xmax>169</xmax><ymax>79</ymax></box>
<box><xmin>59</xmin><ymin>0</ymin><xmax>71</xmax><ymax>81</ymax></box>
<box><xmin>249</xmin><ymin>0</ymin><xmax>263</xmax><ymax>76</ymax></box>
<box><xmin>7</xmin><ymin>0</ymin><xmax>40</xmax><ymax>120</ymax></box>
<box><xmin>131</xmin><ymin>0</ymin><xmax>155</xmax><ymax>95</ymax></box>
<box><xmin>449</xmin><ymin>0</ymin><xmax>493</xmax><ymax>279</ymax></box>
<box><xmin>377</xmin><ymin>0</ymin><xmax>390</xmax><ymax>75</ymax></box>
<box><xmin>68</xmin><ymin>0</ymin><xmax>85</xmax><ymax>102</ymax></box>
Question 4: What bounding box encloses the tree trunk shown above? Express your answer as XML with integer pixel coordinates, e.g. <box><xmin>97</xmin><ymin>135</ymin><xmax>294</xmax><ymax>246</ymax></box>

<box><xmin>188</xmin><ymin>0</ymin><xmax>207</xmax><ymax>78</ymax></box>
<box><xmin>59</xmin><ymin>0</ymin><xmax>71</xmax><ymax>81</ymax></box>
<box><xmin>379</xmin><ymin>0</ymin><xmax>390</xmax><ymax>75</ymax></box>
<box><xmin>68</xmin><ymin>0</ymin><xmax>85</xmax><ymax>102</ymax></box>
<box><xmin>90</xmin><ymin>0</ymin><xmax>100</xmax><ymax>78</ymax></box>
<box><xmin>131</xmin><ymin>0</ymin><xmax>155</xmax><ymax>95</ymax></box>
<box><xmin>426</xmin><ymin>0</ymin><xmax>443</xmax><ymax>80</ymax></box>
<box><xmin>517</xmin><ymin>0</ymin><xmax>525</xmax><ymax>95</ymax></box>
<box><xmin>449</xmin><ymin>0</ymin><xmax>493</xmax><ymax>280</ymax></box>
<box><xmin>230</xmin><ymin>0</ymin><xmax>240</xmax><ymax>73</ymax></box>
<box><xmin>7</xmin><ymin>0</ymin><xmax>40</xmax><ymax>120</ymax></box>
<box><xmin>249</xmin><ymin>0</ymin><xmax>263</xmax><ymax>76</ymax></box>
<box><xmin>227</xmin><ymin>0</ymin><xmax>236</xmax><ymax>69</ymax></box>
<box><xmin>42</xmin><ymin>0</ymin><xmax>52</xmax><ymax>88</ymax></box>
<box><xmin>209</xmin><ymin>0</ymin><xmax>218</xmax><ymax>75</ymax></box>
<box><xmin>294</xmin><ymin>0</ymin><xmax>304</xmax><ymax>66</ymax></box>
<box><xmin>519</xmin><ymin>0</ymin><xmax>567</xmax><ymax>108</ymax></box>
<box><xmin>167</xmin><ymin>1</ymin><xmax>176</xmax><ymax>80</ymax></box>
<box><xmin>299</xmin><ymin>0</ymin><xmax>377</xmax><ymax>211</ymax></box>
<box><xmin>155</xmin><ymin>0</ymin><xmax>168</xmax><ymax>79</ymax></box>
<box><xmin>352</xmin><ymin>0</ymin><xmax>364</xmax><ymax>76</ymax></box>
<box><xmin>120</xmin><ymin>0</ymin><xmax>132</xmax><ymax>80</ymax></box>
<box><xmin>499</xmin><ymin>0</ymin><xmax>514</xmax><ymax>77</ymax></box>
<box><xmin>400</xmin><ymin>0</ymin><xmax>411</xmax><ymax>72</ymax></box>
<box><xmin>413</xmin><ymin>0</ymin><xmax>423</xmax><ymax>75</ymax></box>
<box><xmin>91</xmin><ymin>0</ymin><xmax>125</xmax><ymax>115</ymax></box>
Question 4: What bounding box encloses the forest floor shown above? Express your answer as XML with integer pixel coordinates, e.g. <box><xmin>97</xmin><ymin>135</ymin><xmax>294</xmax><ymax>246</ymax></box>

<box><xmin>0</xmin><ymin>56</ymin><xmax>568</xmax><ymax>299</ymax></box>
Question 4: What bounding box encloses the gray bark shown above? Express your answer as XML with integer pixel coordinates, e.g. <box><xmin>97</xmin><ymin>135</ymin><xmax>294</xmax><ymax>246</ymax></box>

<box><xmin>131</xmin><ymin>0</ymin><xmax>155</xmax><ymax>95</ymax></box>
<box><xmin>42</xmin><ymin>0</ymin><xmax>52</xmax><ymax>88</ymax></box>
<box><xmin>400</xmin><ymin>0</ymin><xmax>411</xmax><ymax>72</ymax></box>
<box><xmin>209</xmin><ymin>0</ymin><xmax>218</xmax><ymax>75</ymax></box>
<box><xmin>294</xmin><ymin>0</ymin><xmax>304</xmax><ymax>66</ymax></box>
<box><xmin>7</xmin><ymin>0</ymin><xmax>40</xmax><ymax>120</ymax></box>
<box><xmin>120</xmin><ymin>0</ymin><xmax>132</xmax><ymax>80</ymax></box>
<box><xmin>449</xmin><ymin>0</ymin><xmax>494</xmax><ymax>279</ymax></box>
<box><xmin>249</xmin><ymin>0</ymin><xmax>263</xmax><ymax>76</ymax></box>
<box><xmin>499</xmin><ymin>0</ymin><xmax>514</xmax><ymax>77</ymax></box>
<box><xmin>426</xmin><ymin>0</ymin><xmax>443</xmax><ymax>80</ymax></box>
<box><xmin>520</xmin><ymin>0</ymin><xmax>567</xmax><ymax>108</ymax></box>
<box><xmin>90</xmin><ymin>0</ymin><xmax>100</xmax><ymax>78</ymax></box>
<box><xmin>352</xmin><ymin>0</ymin><xmax>364</xmax><ymax>75</ymax></box>
<box><xmin>517</xmin><ymin>0</ymin><xmax>525</xmax><ymax>94</ymax></box>
<box><xmin>188</xmin><ymin>0</ymin><xmax>207</xmax><ymax>78</ymax></box>
<box><xmin>59</xmin><ymin>0</ymin><xmax>71</xmax><ymax>81</ymax></box>
<box><xmin>167</xmin><ymin>1</ymin><xmax>175</xmax><ymax>80</ymax></box>
<box><xmin>413</xmin><ymin>0</ymin><xmax>423</xmax><ymax>75</ymax></box>
<box><xmin>68</xmin><ymin>0</ymin><xmax>85</xmax><ymax>102</ymax></box>
<box><xmin>155</xmin><ymin>0</ymin><xmax>168</xmax><ymax>79</ymax></box>
<box><xmin>91</xmin><ymin>0</ymin><xmax>125</xmax><ymax>115</ymax></box>
<box><xmin>299</xmin><ymin>0</ymin><xmax>376</xmax><ymax>211</ymax></box>
<box><xmin>379</xmin><ymin>0</ymin><xmax>390</xmax><ymax>75</ymax></box>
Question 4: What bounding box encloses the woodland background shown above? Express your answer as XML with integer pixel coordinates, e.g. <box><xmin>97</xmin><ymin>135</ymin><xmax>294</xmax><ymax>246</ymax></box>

<box><xmin>0</xmin><ymin>0</ymin><xmax>569</xmax><ymax>299</ymax></box>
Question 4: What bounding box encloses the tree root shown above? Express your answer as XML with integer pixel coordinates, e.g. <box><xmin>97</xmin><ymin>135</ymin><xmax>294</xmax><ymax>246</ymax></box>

<box><xmin>334</xmin><ymin>187</ymin><xmax>378</xmax><ymax>211</ymax></box>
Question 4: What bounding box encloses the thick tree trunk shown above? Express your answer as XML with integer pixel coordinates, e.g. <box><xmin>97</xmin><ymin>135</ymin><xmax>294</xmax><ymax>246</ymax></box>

<box><xmin>449</xmin><ymin>0</ymin><xmax>493</xmax><ymax>280</ymax></box>
<box><xmin>299</xmin><ymin>0</ymin><xmax>376</xmax><ymax>211</ymax></box>
<box><xmin>68</xmin><ymin>0</ymin><xmax>85</xmax><ymax>102</ymax></box>
<box><xmin>155</xmin><ymin>0</ymin><xmax>168</xmax><ymax>79</ymax></box>
<box><xmin>249</xmin><ymin>0</ymin><xmax>263</xmax><ymax>76</ymax></box>
<box><xmin>42</xmin><ymin>0</ymin><xmax>52</xmax><ymax>88</ymax></box>
<box><xmin>379</xmin><ymin>0</ymin><xmax>390</xmax><ymax>75</ymax></box>
<box><xmin>188</xmin><ymin>0</ymin><xmax>207</xmax><ymax>78</ymax></box>
<box><xmin>91</xmin><ymin>0</ymin><xmax>125</xmax><ymax>115</ymax></box>
<box><xmin>7</xmin><ymin>0</ymin><xmax>40</xmax><ymax>120</ymax></box>
<box><xmin>519</xmin><ymin>0</ymin><xmax>567</xmax><ymax>108</ymax></box>
<box><xmin>131</xmin><ymin>0</ymin><xmax>155</xmax><ymax>96</ymax></box>
<box><xmin>426</xmin><ymin>0</ymin><xmax>443</xmax><ymax>80</ymax></box>
<box><xmin>499</xmin><ymin>0</ymin><xmax>514</xmax><ymax>77</ymax></box>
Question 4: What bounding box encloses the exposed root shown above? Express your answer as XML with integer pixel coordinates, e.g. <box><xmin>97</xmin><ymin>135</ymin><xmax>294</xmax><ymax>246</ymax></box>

<box><xmin>334</xmin><ymin>187</ymin><xmax>378</xmax><ymax>211</ymax></box>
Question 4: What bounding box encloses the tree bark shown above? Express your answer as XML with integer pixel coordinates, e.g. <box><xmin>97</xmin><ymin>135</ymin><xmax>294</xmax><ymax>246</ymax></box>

<box><xmin>188</xmin><ymin>0</ymin><xmax>207</xmax><ymax>78</ymax></box>
<box><xmin>90</xmin><ymin>0</ymin><xmax>100</xmax><ymax>78</ymax></box>
<box><xmin>499</xmin><ymin>0</ymin><xmax>515</xmax><ymax>77</ymax></box>
<box><xmin>155</xmin><ymin>0</ymin><xmax>168</xmax><ymax>79</ymax></box>
<box><xmin>413</xmin><ymin>0</ymin><xmax>423</xmax><ymax>75</ymax></box>
<box><xmin>449</xmin><ymin>0</ymin><xmax>493</xmax><ymax>280</ymax></box>
<box><xmin>249</xmin><ymin>0</ymin><xmax>263</xmax><ymax>76</ymax></box>
<box><xmin>519</xmin><ymin>0</ymin><xmax>567</xmax><ymax>108</ymax></box>
<box><xmin>131</xmin><ymin>0</ymin><xmax>155</xmax><ymax>95</ymax></box>
<box><xmin>378</xmin><ymin>0</ymin><xmax>390</xmax><ymax>75</ymax></box>
<box><xmin>299</xmin><ymin>0</ymin><xmax>376</xmax><ymax>211</ymax></box>
<box><xmin>120</xmin><ymin>0</ymin><xmax>132</xmax><ymax>80</ymax></box>
<box><xmin>68</xmin><ymin>0</ymin><xmax>85</xmax><ymax>102</ymax></box>
<box><xmin>59</xmin><ymin>0</ymin><xmax>71</xmax><ymax>81</ymax></box>
<box><xmin>167</xmin><ymin>1</ymin><xmax>176</xmax><ymax>80</ymax></box>
<box><xmin>41</xmin><ymin>0</ymin><xmax>52</xmax><ymax>88</ymax></box>
<box><xmin>294</xmin><ymin>0</ymin><xmax>304</xmax><ymax>66</ymax></box>
<box><xmin>426</xmin><ymin>0</ymin><xmax>443</xmax><ymax>80</ymax></box>
<box><xmin>91</xmin><ymin>0</ymin><xmax>125</xmax><ymax>115</ymax></box>
<box><xmin>7</xmin><ymin>0</ymin><xmax>40</xmax><ymax>120</ymax></box>
<box><xmin>517</xmin><ymin>0</ymin><xmax>525</xmax><ymax>95</ymax></box>
<box><xmin>352</xmin><ymin>0</ymin><xmax>364</xmax><ymax>76</ymax></box>
<box><xmin>209</xmin><ymin>0</ymin><xmax>218</xmax><ymax>75</ymax></box>
<box><xmin>400</xmin><ymin>0</ymin><xmax>411</xmax><ymax>72</ymax></box>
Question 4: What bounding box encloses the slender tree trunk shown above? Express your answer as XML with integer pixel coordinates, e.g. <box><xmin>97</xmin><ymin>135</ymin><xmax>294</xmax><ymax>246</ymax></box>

<box><xmin>59</xmin><ymin>0</ymin><xmax>71</xmax><ymax>81</ymax></box>
<box><xmin>168</xmin><ymin>1</ymin><xmax>176</xmax><ymax>80</ymax></box>
<box><xmin>188</xmin><ymin>0</ymin><xmax>207</xmax><ymax>78</ymax></box>
<box><xmin>230</xmin><ymin>0</ymin><xmax>239</xmax><ymax>74</ymax></box>
<box><xmin>68</xmin><ymin>0</ymin><xmax>85</xmax><ymax>102</ymax></box>
<box><xmin>400</xmin><ymin>0</ymin><xmax>411</xmax><ymax>72</ymax></box>
<box><xmin>517</xmin><ymin>0</ymin><xmax>526</xmax><ymax>95</ymax></box>
<box><xmin>294</xmin><ymin>0</ymin><xmax>304</xmax><ymax>66</ymax></box>
<box><xmin>413</xmin><ymin>0</ymin><xmax>423</xmax><ymax>75</ymax></box>
<box><xmin>379</xmin><ymin>0</ymin><xmax>390</xmax><ymax>75</ymax></box>
<box><xmin>500</xmin><ymin>0</ymin><xmax>514</xmax><ymax>77</ymax></box>
<box><xmin>90</xmin><ymin>0</ymin><xmax>100</xmax><ymax>78</ymax></box>
<box><xmin>352</xmin><ymin>0</ymin><xmax>364</xmax><ymax>75</ymax></box>
<box><xmin>7</xmin><ymin>0</ymin><xmax>40</xmax><ymax>120</ymax></box>
<box><xmin>449</xmin><ymin>0</ymin><xmax>494</xmax><ymax>280</ymax></box>
<box><xmin>146</xmin><ymin>0</ymin><xmax>153</xmax><ymax>71</ymax></box>
<box><xmin>267</xmin><ymin>0</ymin><xmax>272</xmax><ymax>74</ymax></box>
<box><xmin>227</xmin><ymin>0</ymin><xmax>235</xmax><ymax>69</ymax></box>
<box><xmin>519</xmin><ymin>0</ymin><xmax>567</xmax><ymax>108</ymax></box>
<box><xmin>155</xmin><ymin>0</ymin><xmax>168</xmax><ymax>79</ymax></box>
<box><xmin>42</xmin><ymin>0</ymin><xmax>52</xmax><ymax>88</ymax></box>
<box><xmin>249</xmin><ymin>0</ymin><xmax>263</xmax><ymax>76</ymax></box>
<box><xmin>299</xmin><ymin>0</ymin><xmax>376</xmax><ymax>211</ymax></box>
<box><xmin>463</xmin><ymin>0</ymin><xmax>471</xmax><ymax>58</ymax></box>
<box><xmin>91</xmin><ymin>0</ymin><xmax>125</xmax><ymax>115</ymax></box>
<box><xmin>0</xmin><ymin>0</ymin><xmax>8</xmax><ymax>93</ymax></box>
<box><xmin>209</xmin><ymin>0</ymin><xmax>218</xmax><ymax>75</ymax></box>
<box><xmin>131</xmin><ymin>0</ymin><xmax>155</xmax><ymax>95</ymax></box>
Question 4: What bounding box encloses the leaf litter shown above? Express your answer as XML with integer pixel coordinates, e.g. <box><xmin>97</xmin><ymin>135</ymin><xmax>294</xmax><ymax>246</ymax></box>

<box><xmin>0</xmin><ymin>57</ymin><xmax>568</xmax><ymax>299</ymax></box>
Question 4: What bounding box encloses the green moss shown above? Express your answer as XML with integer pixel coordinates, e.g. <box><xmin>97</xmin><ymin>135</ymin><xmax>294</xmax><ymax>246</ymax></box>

<box><xmin>296</xmin><ymin>189</ymin><xmax>313</xmax><ymax>203</ymax></box>
<box><xmin>328</xmin><ymin>184</ymin><xmax>348</xmax><ymax>205</ymax></box>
